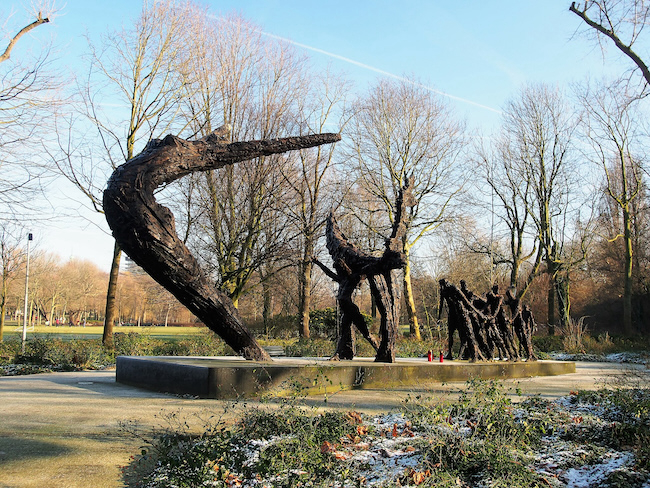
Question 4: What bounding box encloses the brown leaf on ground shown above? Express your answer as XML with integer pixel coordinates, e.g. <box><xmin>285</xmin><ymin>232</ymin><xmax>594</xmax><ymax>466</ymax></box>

<box><xmin>320</xmin><ymin>441</ymin><xmax>336</xmax><ymax>453</ymax></box>
<box><xmin>347</xmin><ymin>411</ymin><xmax>363</xmax><ymax>424</ymax></box>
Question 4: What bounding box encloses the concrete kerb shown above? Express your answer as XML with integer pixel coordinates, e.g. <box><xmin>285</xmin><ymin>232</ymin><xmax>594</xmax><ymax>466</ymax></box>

<box><xmin>116</xmin><ymin>356</ymin><xmax>576</xmax><ymax>399</ymax></box>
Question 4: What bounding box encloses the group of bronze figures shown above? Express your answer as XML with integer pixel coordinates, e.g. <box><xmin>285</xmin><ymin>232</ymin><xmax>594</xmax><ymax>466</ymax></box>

<box><xmin>438</xmin><ymin>280</ymin><xmax>537</xmax><ymax>362</ymax></box>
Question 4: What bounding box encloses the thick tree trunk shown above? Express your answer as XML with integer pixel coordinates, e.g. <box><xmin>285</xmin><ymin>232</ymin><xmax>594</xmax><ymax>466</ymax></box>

<box><xmin>0</xmin><ymin>304</ymin><xmax>5</xmax><ymax>342</ymax></box>
<box><xmin>262</xmin><ymin>279</ymin><xmax>272</xmax><ymax>336</ymax></box>
<box><xmin>402</xmin><ymin>248</ymin><xmax>421</xmax><ymax>340</ymax></box>
<box><xmin>555</xmin><ymin>273</ymin><xmax>570</xmax><ymax>329</ymax></box>
<box><xmin>102</xmin><ymin>241</ymin><xmax>121</xmax><ymax>349</ymax></box>
<box><xmin>298</xmin><ymin>239</ymin><xmax>314</xmax><ymax>338</ymax></box>
<box><xmin>0</xmin><ymin>281</ymin><xmax>6</xmax><ymax>342</ymax></box>
<box><xmin>623</xmin><ymin>207</ymin><xmax>634</xmax><ymax>334</ymax></box>
<box><xmin>547</xmin><ymin>274</ymin><xmax>556</xmax><ymax>335</ymax></box>
<box><xmin>103</xmin><ymin>131</ymin><xmax>340</xmax><ymax>360</ymax></box>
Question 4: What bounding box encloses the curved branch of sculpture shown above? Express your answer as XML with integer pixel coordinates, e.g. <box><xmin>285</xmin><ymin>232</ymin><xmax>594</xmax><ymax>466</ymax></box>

<box><xmin>104</xmin><ymin>130</ymin><xmax>341</xmax><ymax>361</ymax></box>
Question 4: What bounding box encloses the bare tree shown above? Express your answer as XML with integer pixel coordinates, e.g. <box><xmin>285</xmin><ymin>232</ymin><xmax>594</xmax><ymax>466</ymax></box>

<box><xmin>283</xmin><ymin>69</ymin><xmax>350</xmax><ymax>338</ymax></box>
<box><xmin>473</xmin><ymin>135</ymin><xmax>538</xmax><ymax>297</ymax></box>
<box><xmin>52</xmin><ymin>0</ymin><xmax>196</xmax><ymax>347</ymax></box>
<box><xmin>172</xmin><ymin>13</ymin><xmax>310</xmax><ymax>307</ymax></box>
<box><xmin>0</xmin><ymin>4</ymin><xmax>59</xmax><ymax>219</ymax></box>
<box><xmin>0</xmin><ymin>225</ymin><xmax>28</xmax><ymax>340</ymax></box>
<box><xmin>570</xmin><ymin>1</ymin><xmax>650</xmax><ymax>92</ymax></box>
<box><xmin>347</xmin><ymin>77</ymin><xmax>465</xmax><ymax>340</ymax></box>
<box><xmin>502</xmin><ymin>83</ymin><xmax>585</xmax><ymax>332</ymax></box>
<box><xmin>577</xmin><ymin>79</ymin><xmax>645</xmax><ymax>333</ymax></box>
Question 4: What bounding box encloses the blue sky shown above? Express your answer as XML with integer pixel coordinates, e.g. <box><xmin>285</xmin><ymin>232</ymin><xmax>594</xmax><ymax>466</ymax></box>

<box><xmin>2</xmin><ymin>0</ymin><xmax>639</xmax><ymax>269</ymax></box>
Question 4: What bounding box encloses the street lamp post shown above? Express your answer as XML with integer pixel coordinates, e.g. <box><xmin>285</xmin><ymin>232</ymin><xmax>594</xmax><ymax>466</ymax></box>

<box><xmin>21</xmin><ymin>232</ymin><xmax>32</xmax><ymax>354</ymax></box>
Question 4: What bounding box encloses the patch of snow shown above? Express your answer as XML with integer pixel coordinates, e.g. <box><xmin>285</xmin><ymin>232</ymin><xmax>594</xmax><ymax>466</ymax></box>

<box><xmin>562</xmin><ymin>451</ymin><xmax>633</xmax><ymax>488</ymax></box>
<box><xmin>549</xmin><ymin>351</ymin><xmax>649</xmax><ymax>364</ymax></box>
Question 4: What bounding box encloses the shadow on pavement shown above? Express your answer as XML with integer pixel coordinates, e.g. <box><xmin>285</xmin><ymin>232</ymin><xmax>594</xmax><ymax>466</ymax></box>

<box><xmin>0</xmin><ymin>435</ymin><xmax>72</xmax><ymax>464</ymax></box>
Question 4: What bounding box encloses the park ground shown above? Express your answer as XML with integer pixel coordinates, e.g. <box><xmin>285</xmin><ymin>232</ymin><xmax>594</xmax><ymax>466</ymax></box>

<box><xmin>0</xmin><ymin>361</ymin><xmax>645</xmax><ymax>488</ymax></box>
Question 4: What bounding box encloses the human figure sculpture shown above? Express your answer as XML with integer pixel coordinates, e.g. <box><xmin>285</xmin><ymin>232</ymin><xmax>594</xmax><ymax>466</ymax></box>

<box><xmin>314</xmin><ymin>181</ymin><xmax>414</xmax><ymax>363</ymax></box>
<box><xmin>439</xmin><ymin>280</ymin><xmax>537</xmax><ymax>361</ymax></box>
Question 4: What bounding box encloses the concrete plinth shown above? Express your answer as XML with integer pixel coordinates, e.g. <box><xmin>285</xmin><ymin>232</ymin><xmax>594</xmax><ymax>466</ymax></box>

<box><xmin>116</xmin><ymin>356</ymin><xmax>576</xmax><ymax>399</ymax></box>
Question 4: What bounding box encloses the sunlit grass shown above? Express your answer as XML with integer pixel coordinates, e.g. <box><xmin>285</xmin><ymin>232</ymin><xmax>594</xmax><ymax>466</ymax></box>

<box><xmin>3</xmin><ymin>324</ymin><xmax>203</xmax><ymax>337</ymax></box>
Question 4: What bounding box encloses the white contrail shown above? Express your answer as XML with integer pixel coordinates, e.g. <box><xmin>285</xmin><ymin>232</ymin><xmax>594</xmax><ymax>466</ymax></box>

<box><xmin>209</xmin><ymin>14</ymin><xmax>501</xmax><ymax>114</ymax></box>
<box><xmin>261</xmin><ymin>32</ymin><xmax>502</xmax><ymax>114</ymax></box>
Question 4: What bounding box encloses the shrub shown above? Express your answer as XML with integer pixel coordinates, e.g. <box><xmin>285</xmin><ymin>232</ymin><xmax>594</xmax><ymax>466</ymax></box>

<box><xmin>570</xmin><ymin>388</ymin><xmax>650</xmax><ymax>470</ymax></box>
<box><xmin>17</xmin><ymin>336</ymin><xmax>114</xmax><ymax>370</ymax></box>
<box><xmin>0</xmin><ymin>339</ymin><xmax>21</xmax><ymax>365</ymax></box>
<box><xmin>127</xmin><ymin>406</ymin><xmax>362</xmax><ymax>488</ymax></box>
<box><xmin>532</xmin><ymin>334</ymin><xmax>564</xmax><ymax>353</ymax></box>
<box><xmin>114</xmin><ymin>332</ymin><xmax>160</xmax><ymax>356</ymax></box>
<box><xmin>308</xmin><ymin>307</ymin><xmax>338</xmax><ymax>339</ymax></box>
<box><xmin>285</xmin><ymin>337</ymin><xmax>335</xmax><ymax>357</ymax></box>
<box><xmin>398</xmin><ymin>336</ymin><xmax>445</xmax><ymax>358</ymax></box>
<box><xmin>247</xmin><ymin>314</ymin><xmax>297</xmax><ymax>338</ymax></box>
<box><xmin>560</xmin><ymin>316</ymin><xmax>589</xmax><ymax>353</ymax></box>
<box><xmin>151</xmin><ymin>331</ymin><xmax>233</xmax><ymax>357</ymax></box>
<box><xmin>308</xmin><ymin>308</ymin><xmax>373</xmax><ymax>340</ymax></box>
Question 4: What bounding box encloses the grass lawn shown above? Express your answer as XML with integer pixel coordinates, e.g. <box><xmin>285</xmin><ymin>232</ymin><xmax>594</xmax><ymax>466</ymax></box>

<box><xmin>2</xmin><ymin>324</ymin><xmax>203</xmax><ymax>341</ymax></box>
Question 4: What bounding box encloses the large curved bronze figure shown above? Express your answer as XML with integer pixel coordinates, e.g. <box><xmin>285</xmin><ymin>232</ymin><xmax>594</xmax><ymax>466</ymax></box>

<box><xmin>104</xmin><ymin>129</ymin><xmax>341</xmax><ymax>361</ymax></box>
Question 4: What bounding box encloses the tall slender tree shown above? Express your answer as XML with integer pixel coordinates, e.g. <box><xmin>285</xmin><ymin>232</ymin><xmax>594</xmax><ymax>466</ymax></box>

<box><xmin>53</xmin><ymin>0</ymin><xmax>196</xmax><ymax>347</ymax></box>
<box><xmin>174</xmin><ymin>13</ymin><xmax>309</xmax><ymax>307</ymax></box>
<box><xmin>578</xmin><ymin>79</ymin><xmax>645</xmax><ymax>333</ymax></box>
<box><xmin>0</xmin><ymin>225</ymin><xmax>28</xmax><ymax>341</ymax></box>
<box><xmin>501</xmin><ymin>83</ymin><xmax>583</xmax><ymax>332</ymax></box>
<box><xmin>284</xmin><ymin>70</ymin><xmax>350</xmax><ymax>338</ymax></box>
<box><xmin>474</xmin><ymin>134</ymin><xmax>538</xmax><ymax>297</ymax></box>
<box><xmin>347</xmin><ymin>77</ymin><xmax>465</xmax><ymax>339</ymax></box>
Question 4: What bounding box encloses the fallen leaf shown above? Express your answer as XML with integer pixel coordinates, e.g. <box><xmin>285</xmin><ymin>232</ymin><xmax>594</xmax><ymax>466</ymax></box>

<box><xmin>320</xmin><ymin>441</ymin><xmax>336</xmax><ymax>453</ymax></box>
<box><xmin>347</xmin><ymin>411</ymin><xmax>363</xmax><ymax>424</ymax></box>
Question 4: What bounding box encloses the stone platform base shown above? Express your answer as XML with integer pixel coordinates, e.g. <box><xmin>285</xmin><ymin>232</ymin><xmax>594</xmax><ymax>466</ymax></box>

<box><xmin>116</xmin><ymin>356</ymin><xmax>576</xmax><ymax>399</ymax></box>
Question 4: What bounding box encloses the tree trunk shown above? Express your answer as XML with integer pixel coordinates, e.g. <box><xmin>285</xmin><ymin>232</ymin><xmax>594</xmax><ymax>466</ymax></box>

<box><xmin>555</xmin><ymin>273</ymin><xmax>570</xmax><ymax>329</ymax></box>
<box><xmin>103</xmin><ymin>130</ymin><xmax>340</xmax><ymax>360</ymax></box>
<box><xmin>623</xmin><ymin>205</ymin><xmax>634</xmax><ymax>334</ymax></box>
<box><xmin>402</xmin><ymin>249</ymin><xmax>420</xmax><ymax>340</ymax></box>
<box><xmin>0</xmin><ymin>279</ymin><xmax>6</xmax><ymax>342</ymax></box>
<box><xmin>102</xmin><ymin>240</ymin><xmax>121</xmax><ymax>349</ymax></box>
<box><xmin>547</xmin><ymin>273</ymin><xmax>556</xmax><ymax>335</ymax></box>
<box><xmin>262</xmin><ymin>279</ymin><xmax>272</xmax><ymax>336</ymax></box>
<box><xmin>298</xmin><ymin>239</ymin><xmax>313</xmax><ymax>338</ymax></box>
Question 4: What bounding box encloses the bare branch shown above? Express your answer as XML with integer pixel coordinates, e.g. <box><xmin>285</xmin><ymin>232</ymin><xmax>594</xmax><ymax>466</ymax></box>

<box><xmin>0</xmin><ymin>12</ymin><xmax>49</xmax><ymax>64</ymax></box>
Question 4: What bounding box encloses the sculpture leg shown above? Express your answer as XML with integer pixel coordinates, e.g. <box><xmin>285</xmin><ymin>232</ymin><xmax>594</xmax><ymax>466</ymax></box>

<box><xmin>334</xmin><ymin>278</ymin><xmax>359</xmax><ymax>360</ymax></box>
<box><xmin>369</xmin><ymin>273</ymin><xmax>399</xmax><ymax>363</ymax></box>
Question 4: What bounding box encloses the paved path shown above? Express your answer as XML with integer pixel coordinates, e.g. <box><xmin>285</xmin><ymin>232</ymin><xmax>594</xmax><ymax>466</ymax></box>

<box><xmin>0</xmin><ymin>362</ymin><xmax>645</xmax><ymax>488</ymax></box>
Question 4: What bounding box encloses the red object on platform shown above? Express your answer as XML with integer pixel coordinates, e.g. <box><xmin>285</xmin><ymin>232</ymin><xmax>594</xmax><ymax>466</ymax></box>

<box><xmin>427</xmin><ymin>350</ymin><xmax>432</xmax><ymax>362</ymax></box>
<box><xmin>439</xmin><ymin>352</ymin><xmax>444</xmax><ymax>363</ymax></box>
